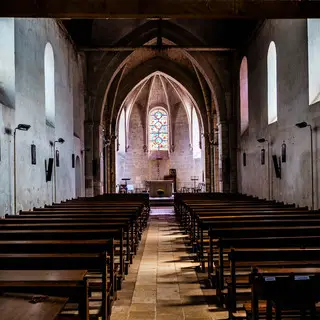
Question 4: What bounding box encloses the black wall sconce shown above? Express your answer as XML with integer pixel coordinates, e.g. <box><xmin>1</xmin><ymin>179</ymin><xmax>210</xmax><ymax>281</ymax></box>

<box><xmin>31</xmin><ymin>144</ymin><xmax>36</xmax><ymax>165</ymax></box>
<box><xmin>261</xmin><ymin>148</ymin><xmax>265</xmax><ymax>165</ymax></box>
<box><xmin>281</xmin><ymin>141</ymin><xmax>286</xmax><ymax>163</ymax></box>
<box><xmin>243</xmin><ymin>152</ymin><xmax>247</xmax><ymax>167</ymax></box>
<box><xmin>72</xmin><ymin>154</ymin><xmax>75</xmax><ymax>168</ymax></box>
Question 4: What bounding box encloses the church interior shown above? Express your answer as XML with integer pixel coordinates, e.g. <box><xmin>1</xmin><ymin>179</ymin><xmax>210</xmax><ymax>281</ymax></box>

<box><xmin>1</xmin><ymin>2</ymin><xmax>320</xmax><ymax>320</ymax></box>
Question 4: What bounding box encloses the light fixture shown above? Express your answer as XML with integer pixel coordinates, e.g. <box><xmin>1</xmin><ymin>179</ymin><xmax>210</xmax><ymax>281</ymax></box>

<box><xmin>56</xmin><ymin>138</ymin><xmax>65</xmax><ymax>144</ymax></box>
<box><xmin>257</xmin><ymin>138</ymin><xmax>271</xmax><ymax>200</ymax></box>
<box><xmin>295</xmin><ymin>121</ymin><xmax>308</xmax><ymax>129</ymax></box>
<box><xmin>295</xmin><ymin>121</ymin><xmax>314</xmax><ymax>210</ymax></box>
<box><xmin>13</xmin><ymin>123</ymin><xmax>31</xmax><ymax>214</ymax></box>
<box><xmin>16</xmin><ymin>124</ymin><xmax>31</xmax><ymax>131</ymax></box>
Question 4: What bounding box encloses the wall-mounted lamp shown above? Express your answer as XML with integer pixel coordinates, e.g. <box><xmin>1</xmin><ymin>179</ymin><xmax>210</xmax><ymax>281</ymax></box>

<box><xmin>281</xmin><ymin>141</ymin><xmax>287</xmax><ymax>163</ymax></box>
<box><xmin>13</xmin><ymin>124</ymin><xmax>31</xmax><ymax>214</ymax></box>
<box><xmin>295</xmin><ymin>121</ymin><xmax>314</xmax><ymax>210</ymax></box>
<box><xmin>257</xmin><ymin>138</ymin><xmax>271</xmax><ymax>200</ymax></box>
<box><xmin>53</xmin><ymin>137</ymin><xmax>65</xmax><ymax>203</ymax></box>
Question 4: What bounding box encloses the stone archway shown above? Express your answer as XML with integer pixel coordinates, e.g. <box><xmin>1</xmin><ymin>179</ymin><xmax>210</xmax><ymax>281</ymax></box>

<box><xmin>114</xmin><ymin>71</ymin><xmax>206</xmax><ymax>193</ymax></box>
<box><xmin>85</xmin><ymin>20</ymin><xmax>232</xmax><ymax>195</ymax></box>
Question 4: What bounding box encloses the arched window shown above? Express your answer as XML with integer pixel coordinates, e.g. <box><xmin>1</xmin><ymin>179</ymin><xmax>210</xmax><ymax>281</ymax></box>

<box><xmin>44</xmin><ymin>42</ymin><xmax>55</xmax><ymax>127</ymax></box>
<box><xmin>307</xmin><ymin>19</ymin><xmax>320</xmax><ymax>105</ymax></box>
<box><xmin>149</xmin><ymin>108</ymin><xmax>168</xmax><ymax>151</ymax></box>
<box><xmin>240</xmin><ymin>56</ymin><xmax>249</xmax><ymax>135</ymax></box>
<box><xmin>267</xmin><ymin>41</ymin><xmax>277</xmax><ymax>124</ymax></box>
<box><xmin>118</xmin><ymin>108</ymin><xmax>126</xmax><ymax>153</ymax></box>
<box><xmin>192</xmin><ymin>107</ymin><xmax>201</xmax><ymax>159</ymax></box>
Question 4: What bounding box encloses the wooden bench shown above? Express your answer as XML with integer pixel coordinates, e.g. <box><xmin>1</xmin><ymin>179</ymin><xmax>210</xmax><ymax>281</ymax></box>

<box><xmin>0</xmin><ymin>270</ymin><xmax>89</xmax><ymax>320</ymax></box>
<box><xmin>249</xmin><ymin>268</ymin><xmax>320</xmax><ymax>320</ymax></box>
<box><xmin>0</xmin><ymin>292</ymin><xmax>68</xmax><ymax>320</ymax></box>
<box><xmin>227</xmin><ymin>248</ymin><xmax>320</xmax><ymax>317</ymax></box>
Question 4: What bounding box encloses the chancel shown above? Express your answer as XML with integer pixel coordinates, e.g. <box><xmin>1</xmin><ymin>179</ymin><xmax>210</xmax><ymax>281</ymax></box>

<box><xmin>1</xmin><ymin>5</ymin><xmax>320</xmax><ymax>320</ymax></box>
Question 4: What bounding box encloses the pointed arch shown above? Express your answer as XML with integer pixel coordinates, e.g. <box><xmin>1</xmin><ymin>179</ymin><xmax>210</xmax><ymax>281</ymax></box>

<box><xmin>240</xmin><ymin>56</ymin><xmax>249</xmax><ymax>135</ymax></box>
<box><xmin>267</xmin><ymin>41</ymin><xmax>277</xmax><ymax>124</ymax></box>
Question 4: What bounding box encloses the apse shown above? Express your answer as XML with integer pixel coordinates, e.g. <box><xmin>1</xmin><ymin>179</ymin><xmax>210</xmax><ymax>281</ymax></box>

<box><xmin>115</xmin><ymin>72</ymin><xmax>205</xmax><ymax>193</ymax></box>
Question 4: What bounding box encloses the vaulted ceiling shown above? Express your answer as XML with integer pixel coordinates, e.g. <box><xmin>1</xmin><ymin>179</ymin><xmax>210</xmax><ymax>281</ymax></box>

<box><xmin>63</xmin><ymin>19</ymin><xmax>260</xmax><ymax>50</ymax></box>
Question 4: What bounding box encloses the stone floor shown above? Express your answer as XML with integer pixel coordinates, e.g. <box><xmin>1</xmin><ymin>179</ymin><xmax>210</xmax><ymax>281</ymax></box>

<box><xmin>110</xmin><ymin>212</ymin><xmax>228</xmax><ymax>320</ymax></box>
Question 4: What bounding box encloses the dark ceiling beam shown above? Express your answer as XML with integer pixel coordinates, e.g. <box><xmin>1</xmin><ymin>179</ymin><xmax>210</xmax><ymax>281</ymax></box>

<box><xmin>79</xmin><ymin>46</ymin><xmax>235</xmax><ymax>52</ymax></box>
<box><xmin>1</xmin><ymin>1</ymin><xmax>320</xmax><ymax>18</ymax></box>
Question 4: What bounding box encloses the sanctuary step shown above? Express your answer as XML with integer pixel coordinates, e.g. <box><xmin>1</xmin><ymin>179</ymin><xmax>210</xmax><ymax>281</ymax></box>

<box><xmin>150</xmin><ymin>196</ymin><xmax>174</xmax><ymax>207</ymax></box>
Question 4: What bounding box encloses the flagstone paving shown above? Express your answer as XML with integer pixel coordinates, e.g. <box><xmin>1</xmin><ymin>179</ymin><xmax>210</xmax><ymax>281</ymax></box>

<box><xmin>110</xmin><ymin>213</ymin><xmax>227</xmax><ymax>320</ymax></box>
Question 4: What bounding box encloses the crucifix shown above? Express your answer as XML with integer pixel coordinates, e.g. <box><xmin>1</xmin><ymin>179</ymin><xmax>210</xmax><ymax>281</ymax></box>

<box><xmin>156</xmin><ymin>157</ymin><xmax>162</xmax><ymax>180</ymax></box>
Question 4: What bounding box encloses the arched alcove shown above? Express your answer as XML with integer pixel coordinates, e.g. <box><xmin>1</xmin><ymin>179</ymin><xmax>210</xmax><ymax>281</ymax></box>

<box><xmin>115</xmin><ymin>71</ymin><xmax>205</xmax><ymax>192</ymax></box>
<box><xmin>44</xmin><ymin>42</ymin><xmax>55</xmax><ymax>127</ymax></box>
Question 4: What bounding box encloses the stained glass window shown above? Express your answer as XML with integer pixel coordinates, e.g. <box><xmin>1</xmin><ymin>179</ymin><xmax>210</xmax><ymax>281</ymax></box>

<box><xmin>149</xmin><ymin>108</ymin><xmax>168</xmax><ymax>150</ymax></box>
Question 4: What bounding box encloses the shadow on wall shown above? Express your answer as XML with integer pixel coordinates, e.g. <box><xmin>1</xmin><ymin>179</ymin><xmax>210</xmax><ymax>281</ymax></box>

<box><xmin>295</xmin><ymin>150</ymin><xmax>313</xmax><ymax>209</ymax></box>
<box><xmin>0</xmin><ymin>84</ymin><xmax>12</xmax><ymax>109</ymax></box>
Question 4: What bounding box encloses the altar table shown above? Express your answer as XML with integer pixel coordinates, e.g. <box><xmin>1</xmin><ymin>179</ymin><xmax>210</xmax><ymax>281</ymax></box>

<box><xmin>149</xmin><ymin>180</ymin><xmax>173</xmax><ymax>197</ymax></box>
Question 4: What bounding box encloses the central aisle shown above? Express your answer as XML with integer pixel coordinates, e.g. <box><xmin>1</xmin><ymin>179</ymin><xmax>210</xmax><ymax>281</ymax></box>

<box><xmin>111</xmin><ymin>214</ymin><xmax>226</xmax><ymax>320</ymax></box>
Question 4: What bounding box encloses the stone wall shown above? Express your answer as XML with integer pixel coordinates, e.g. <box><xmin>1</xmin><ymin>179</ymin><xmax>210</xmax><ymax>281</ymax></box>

<box><xmin>116</xmin><ymin>104</ymin><xmax>204</xmax><ymax>191</ymax></box>
<box><xmin>238</xmin><ymin>19</ymin><xmax>320</xmax><ymax>209</ymax></box>
<box><xmin>0</xmin><ymin>19</ymin><xmax>85</xmax><ymax>215</ymax></box>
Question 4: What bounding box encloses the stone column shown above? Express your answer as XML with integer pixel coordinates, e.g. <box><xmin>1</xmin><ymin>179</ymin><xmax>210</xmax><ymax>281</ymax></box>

<box><xmin>93</xmin><ymin>123</ymin><xmax>104</xmax><ymax>196</ymax></box>
<box><xmin>218</xmin><ymin>120</ymin><xmax>231</xmax><ymax>193</ymax></box>
<box><xmin>204</xmin><ymin>135</ymin><xmax>212</xmax><ymax>192</ymax></box>
<box><xmin>105</xmin><ymin>133</ymin><xmax>117</xmax><ymax>193</ymax></box>
<box><xmin>84</xmin><ymin>121</ymin><xmax>94</xmax><ymax>197</ymax></box>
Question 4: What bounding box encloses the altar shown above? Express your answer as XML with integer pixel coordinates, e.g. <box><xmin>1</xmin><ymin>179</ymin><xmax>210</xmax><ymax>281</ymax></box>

<box><xmin>148</xmin><ymin>180</ymin><xmax>173</xmax><ymax>197</ymax></box>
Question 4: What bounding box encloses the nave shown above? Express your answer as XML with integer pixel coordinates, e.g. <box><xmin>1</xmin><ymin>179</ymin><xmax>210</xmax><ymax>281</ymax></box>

<box><xmin>110</xmin><ymin>214</ymin><xmax>224</xmax><ymax>320</ymax></box>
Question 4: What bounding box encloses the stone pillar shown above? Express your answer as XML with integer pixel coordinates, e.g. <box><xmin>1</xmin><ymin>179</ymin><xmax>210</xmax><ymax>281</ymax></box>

<box><xmin>105</xmin><ymin>133</ymin><xmax>117</xmax><ymax>193</ymax></box>
<box><xmin>204</xmin><ymin>136</ymin><xmax>212</xmax><ymax>192</ymax></box>
<box><xmin>84</xmin><ymin>121</ymin><xmax>94</xmax><ymax>197</ymax></box>
<box><xmin>93</xmin><ymin>123</ymin><xmax>104</xmax><ymax>196</ymax></box>
<box><xmin>110</xmin><ymin>136</ymin><xmax>117</xmax><ymax>193</ymax></box>
<box><xmin>218</xmin><ymin>120</ymin><xmax>230</xmax><ymax>193</ymax></box>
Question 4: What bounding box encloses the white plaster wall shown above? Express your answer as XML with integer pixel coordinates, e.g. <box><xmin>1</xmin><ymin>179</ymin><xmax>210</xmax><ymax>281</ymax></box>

<box><xmin>238</xmin><ymin>19</ymin><xmax>320</xmax><ymax>209</ymax></box>
<box><xmin>0</xmin><ymin>19</ymin><xmax>85</xmax><ymax>215</ymax></box>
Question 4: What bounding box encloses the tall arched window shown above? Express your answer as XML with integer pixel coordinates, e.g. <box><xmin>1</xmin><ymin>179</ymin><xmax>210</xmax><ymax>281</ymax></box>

<box><xmin>307</xmin><ymin>19</ymin><xmax>320</xmax><ymax>105</ymax></box>
<box><xmin>267</xmin><ymin>41</ymin><xmax>277</xmax><ymax>124</ymax></box>
<box><xmin>149</xmin><ymin>108</ymin><xmax>168</xmax><ymax>151</ymax></box>
<box><xmin>118</xmin><ymin>108</ymin><xmax>126</xmax><ymax>153</ymax></box>
<box><xmin>44</xmin><ymin>42</ymin><xmax>55</xmax><ymax>127</ymax></box>
<box><xmin>192</xmin><ymin>107</ymin><xmax>201</xmax><ymax>159</ymax></box>
<box><xmin>240</xmin><ymin>56</ymin><xmax>249</xmax><ymax>135</ymax></box>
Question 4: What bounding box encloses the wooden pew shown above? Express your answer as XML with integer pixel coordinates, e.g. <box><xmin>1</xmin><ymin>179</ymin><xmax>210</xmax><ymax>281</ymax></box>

<box><xmin>0</xmin><ymin>194</ymin><xmax>149</xmax><ymax>319</ymax></box>
<box><xmin>227</xmin><ymin>248</ymin><xmax>320</xmax><ymax>318</ymax></box>
<box><xmin>0</xmin><ymin>293</ymin><xmax>68</xmax><ymax>320</ymax></box>
<box><xmin>0</xmin><ymin>270</ymin><xmax>89</xmax><ymax>320</ymax></box>
<box><xmin>0</xmin><ymin>252</ymin><xmax>111</xmax><ymax>320</ymax></box>
<box><xmin>6</xmin><ymin>213</ymin><xmax>139</xmax><ymax>264</ymax></box>
<box><xmin>249</xmin><ymin>268</ymin><xmax>320</xmax><ymax>320</ymax></box>
<box><xmin>197</xmin><ymin>214</ymin><xmax>320</xmax><ymax>271</ymax></box>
